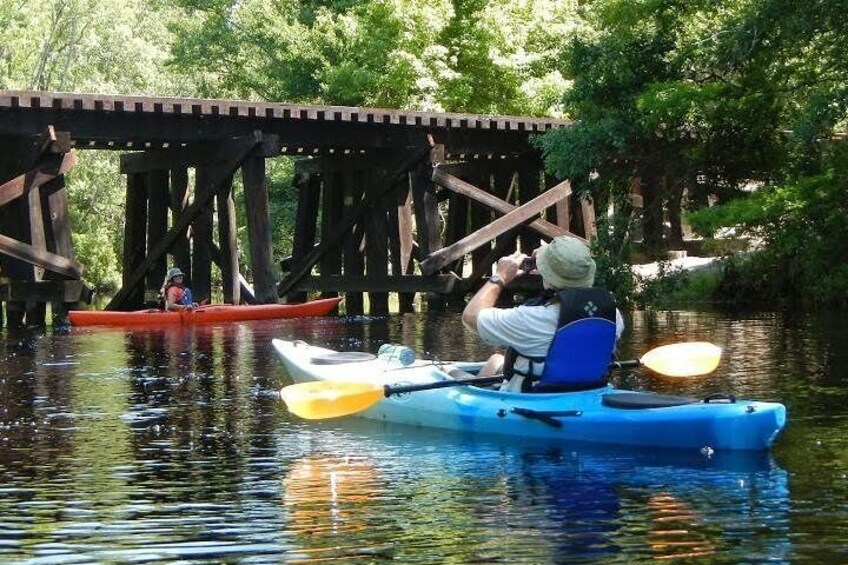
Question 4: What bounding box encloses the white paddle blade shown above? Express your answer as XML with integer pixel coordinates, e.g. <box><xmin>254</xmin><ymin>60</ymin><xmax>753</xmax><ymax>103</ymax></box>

<box><xmin>639</xmin><ymin>342</ymin><xmax>722</xmax><ymax>377</ymax></box>
<box><xmin>280</xmin><ymin>381</ymin><xmax>385</xmax><ymax>419</ymax></box>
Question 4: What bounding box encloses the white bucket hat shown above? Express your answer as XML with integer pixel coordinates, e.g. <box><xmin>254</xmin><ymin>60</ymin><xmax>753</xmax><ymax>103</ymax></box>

<box><xmin>536</xmin><ymin>237</ymin><xmax>596</xmax><ymax>288</ymax></box>
<box><xmin>167</xmin><ymin>267</ymin><xmax>185</xmax><ymax>281</ymax></box>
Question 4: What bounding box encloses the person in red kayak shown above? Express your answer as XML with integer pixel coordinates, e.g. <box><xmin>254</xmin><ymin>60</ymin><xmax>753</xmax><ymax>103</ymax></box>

<box><xmin>462</xmin><ymin>236</ymin><xmax>624</xmax><ymax>392</ymax></box>
<box><xmin>161</xmin><ymin>267</ymin><xmax>198</xmax><ymax>311</ymax></box>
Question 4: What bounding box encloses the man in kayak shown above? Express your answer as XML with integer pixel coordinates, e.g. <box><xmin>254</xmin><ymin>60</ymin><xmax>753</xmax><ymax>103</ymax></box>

<box><xmin>161</xmin><ymin>267</ymin><xmax>198</xmax><ymax>311</ymax></box>
<box><xmin>462</xmin><ymin>236</ymin><xmax>624</xmax><ymax>392</ymax></box>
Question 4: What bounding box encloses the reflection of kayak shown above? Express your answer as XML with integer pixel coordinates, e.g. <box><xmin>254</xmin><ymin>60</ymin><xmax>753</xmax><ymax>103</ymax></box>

<box><xmin>69</xmin><ymin>297</ymin><xmax>342</xmax><ymax>326</ymax></box>
<box><xmin>271</xmin><ymin>339</ymin><xmax>787</xmax><ymax>452</ymax></box>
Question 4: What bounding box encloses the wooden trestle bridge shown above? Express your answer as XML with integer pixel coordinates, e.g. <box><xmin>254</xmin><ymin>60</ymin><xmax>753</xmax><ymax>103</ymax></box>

<box><xmin>0</xmin><ymin>90</ymin><xmax>601</xmax><ymax>328</ymax></box>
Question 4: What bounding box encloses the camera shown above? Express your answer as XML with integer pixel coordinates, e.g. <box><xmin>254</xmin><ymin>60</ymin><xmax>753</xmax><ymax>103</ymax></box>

<box><xmin>520</xmin><ymin>256</ymin><xmax>536</xmax><ymax>272</ymax></box>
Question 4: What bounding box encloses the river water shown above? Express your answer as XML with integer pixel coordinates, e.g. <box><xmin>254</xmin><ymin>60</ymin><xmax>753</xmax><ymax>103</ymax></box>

<box><xmin>0</xmin><ymin>309</ymin><xmax>846</xmax><ymax>563</ymax></box>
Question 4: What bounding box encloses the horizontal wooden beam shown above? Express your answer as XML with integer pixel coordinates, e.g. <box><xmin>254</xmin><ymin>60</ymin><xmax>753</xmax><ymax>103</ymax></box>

<box><xmin>0</xmin><ymin>280</ymin><xmax>91</xmax><ymax>302</ymax></box>
<box><xmin>0</xmin><ymin>151</ymin><xmax>77</xmax><ymax>208</ymax></box>
<box><xmin>120</xmin><ymin>135</ymin><xmax>281</xmax><ymax>173</ymax></box>
<box><xmin>0</xmin><ymin>232</ymin><xmax>82</xmax><ymax>278</ymax></box>
<box><xmin>419</xmin><ymin>180</ymin><xmax>576</xmax><ymax>275</ymax></box>
<box><xmin>293</xmin><ymin>274</ymin><xmax>459</xmax><ymax>293</ymax></box>
<box><xmin>432</xmin><ymin>168</ymin><xmax>578</xmax><ymax>241</ymax></box>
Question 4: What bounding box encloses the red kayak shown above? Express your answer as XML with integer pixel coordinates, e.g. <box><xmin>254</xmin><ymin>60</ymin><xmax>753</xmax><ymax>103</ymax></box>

<box><xmin>68</xmin><ymin>297</ymin><xmax>342</xmax><ymax>327</ymax></box>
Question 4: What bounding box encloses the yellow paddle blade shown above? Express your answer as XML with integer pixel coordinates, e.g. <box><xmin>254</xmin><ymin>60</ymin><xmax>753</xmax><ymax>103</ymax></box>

<box><xmin>639</xmin><ymin>342</ymin><xmax>722</xmax><ymax>377</ymax></box>
<box><xmin>280</xmin><ymin>381</ymin><xmax>385</xmax><ymax>419</ymax></box>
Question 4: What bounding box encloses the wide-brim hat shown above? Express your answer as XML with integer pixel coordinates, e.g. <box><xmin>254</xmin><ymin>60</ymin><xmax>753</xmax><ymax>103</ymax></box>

<box><xmin>167</xmin><ymin>267</ymin><xmax>185</xmax><ymax>281</ymax></box>
<box><xmin>536</xmin><ymin>237</ymin><xmax>596</xmax><ymax>288</ymax></box>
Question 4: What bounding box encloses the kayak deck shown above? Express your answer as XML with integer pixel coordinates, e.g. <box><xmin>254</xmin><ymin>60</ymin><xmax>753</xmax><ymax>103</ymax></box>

<box><xmin>272</xmin><ymin>339</ymin><xmax>787</xmax><ymax>452</ymax></box>
<box><xmin>69</xmin><ymin>297</ymin><xmax>341</xmax><ymax>326</ymax></box>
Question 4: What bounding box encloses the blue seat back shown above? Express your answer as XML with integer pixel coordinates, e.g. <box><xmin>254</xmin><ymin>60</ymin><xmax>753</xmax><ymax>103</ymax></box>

<box><xmin>539</xmin><ymin>317</ymin><xmax>616</xmax><ymax>390</ymax></box>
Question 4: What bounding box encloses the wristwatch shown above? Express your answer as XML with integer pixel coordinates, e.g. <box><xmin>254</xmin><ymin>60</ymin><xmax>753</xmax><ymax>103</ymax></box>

<box><xmin>488</xmin><ymin>274</ymin><xmax>505</xmax><ymax>289</ymax></box>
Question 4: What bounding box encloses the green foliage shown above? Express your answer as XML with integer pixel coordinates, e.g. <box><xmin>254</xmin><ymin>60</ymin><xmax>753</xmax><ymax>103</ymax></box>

<box><xmin>166</xmin><ymin>0</ymin><xmax>581</xmax><ymax>114</ymax></box>
<box><xmin>688</xmin><ymin>146</ymin><xmax>848</xmax><ymax>306</ymax></box>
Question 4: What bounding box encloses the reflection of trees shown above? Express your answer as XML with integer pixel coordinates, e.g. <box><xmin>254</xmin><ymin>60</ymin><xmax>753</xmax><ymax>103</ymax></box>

<box><xmin>0</xmin><ymin>328</ymin><xmax>134</xmax><ymax>548</ymax></box>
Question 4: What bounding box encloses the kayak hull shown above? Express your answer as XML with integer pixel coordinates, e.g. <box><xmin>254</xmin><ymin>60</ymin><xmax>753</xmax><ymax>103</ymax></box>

<box><xmin>272</xmin><ymin>339</ymin><xmax>787</xmax><ymax>452</ymax></box>
<box><xmin>69</xmin><ymin>297</ymin><xmax>341</xmax><ymax>326</ymax></box>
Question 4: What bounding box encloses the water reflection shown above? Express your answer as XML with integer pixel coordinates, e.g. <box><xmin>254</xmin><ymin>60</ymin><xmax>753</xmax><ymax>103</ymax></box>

<box><xmin>277</xmin><ymin>418</ymin><xmax>790</xmax><ymax>564</ymax></box>
<box><xmin>0</xmin><ymin>309</ymin><xmax>845</xmax><ymax>562</ymax></box>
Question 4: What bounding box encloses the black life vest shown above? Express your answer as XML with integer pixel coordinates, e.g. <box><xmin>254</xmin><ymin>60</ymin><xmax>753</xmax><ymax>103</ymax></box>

<box><xmin>505</xmin><ymin>287</ymin><xmax>617</xmax><ymax>392</ymax></box>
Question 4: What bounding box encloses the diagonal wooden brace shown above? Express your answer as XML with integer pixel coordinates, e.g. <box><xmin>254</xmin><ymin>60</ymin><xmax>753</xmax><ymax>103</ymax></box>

<box><xmin>419</xmin><ymin>179</ymin><xmax>576</xmax><ymax>275</ymax></box>
<box><xmin>0</xmin><ymin>233</ymin><xmax>82</xmax><ymax>279</ymax></box>
<box><xmin>0</xmin><ymin>151</ymin><xmax>77</xmax><ymax>208</ymax></box>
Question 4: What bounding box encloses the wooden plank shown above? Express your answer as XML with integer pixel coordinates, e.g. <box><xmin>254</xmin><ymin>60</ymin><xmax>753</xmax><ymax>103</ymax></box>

<box><xmin>581</xmin><ymin>196</ymin><xmax>597</xmax><ymax>239</ymax></box>
<box><xmin>554</xmin><ymin>178</ymin><xmax>571</xmax><ymax>229</ymax></box>
<box><xmin>242</xmin><ymin>154</ymin><xmax>277</xmax><ymax>303</ymax></box>
<box><xmin>107</xmin><ymin>132</ymin><xmax>262</xmax><ymax>310</ymax></box>
<box><xmin>41</xmin><ymin>177</ymin><xmax>74</xmax><ymax>259</ymax></box>
<box><xmin>169</xmin><ymin>168</ymin><xmax>191</xmax><ymax>281</ymax></box>
<box><xmin>277</xmin><ymin>148</ymin><xmax>429</xmax><ymax>299</ymax></box>
<box><xmin>517</xmin><ymin>164</ymin><xmax>542</xmax><ymax>252</ymax></box>
<box><xmin>364</xmin><ymin>166</ymin><xmax>389</xmax><ymax>315</ymax></box>
<box><xmin>419</xmin><ymin>180</ymin><xmax>575</xmax><ymax>275</ymax></box>
<box><xmin>288</xmin><ymin>172</ymin><xmax>321</xmax><ymax>303</ymax></box>
<box><xmin>319</xmin><ymin>169</ymin><xmax>345</xmax><ymax>299</ymax></box>
<box><xmin>292</xmin><ymin>274</ymin><xmax>459</xmax><ymax>293</ymax></box>
<box><xmin>216</xmin><ymin>178</ymin><xmax>240</xmax><ymax>304</ymax></box>
<box><xmin>27</xmin><ymin>171</ymin><xmax>47</xmax><ymax>281</ymax></box>
<box><xmin>411</xmin><ymin>162</ymin><xmax>441</xmax><ymax>258</ymax></box>
<box><xmin>191</xmin><ymin>167</ymin><xmax>215</xmax><ymax>302</ymax></box>
<box><xmin>432</xmin><ymin>168</ymin><xmax>578</xmax><ymax>241</ymax></box>
<box><xmin>341</xmin><ymin>167</ymin><xmax>364</xmax><ymax>314</ymax></box>
<box><xmin>209</xmin><ymin>241</ymin><xmax>257</xmax><ymax>304</ymax></box>
<box><xmin>122</xmin><ymin>172</ymin><xmax>148</xmax><ymax>308</ymax></box>
<box><xmin>391</xmin><ymin>176</ymin><xmax>415</xmax><ymax>313</ymax></box>
<box><xmin>146</xmin><ymin>169</ymin><xmax>170</xmax><ymax>291</ymax></box>
<box><xmin>0</xmin><ymin>232</ymin><xmax>82</xmax><ymax>278</ymax></box>
<box><xmin>0</xmin><ymin>151</ymin><xmax>77</xmax><ymax>208</ymax></box>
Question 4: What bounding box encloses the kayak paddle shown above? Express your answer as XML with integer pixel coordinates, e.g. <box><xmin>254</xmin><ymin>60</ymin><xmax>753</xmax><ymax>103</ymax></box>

<box><xmin>280</xmin><ymin>341</ymin><xmax>722</xmax><ymax>420</ymax></box>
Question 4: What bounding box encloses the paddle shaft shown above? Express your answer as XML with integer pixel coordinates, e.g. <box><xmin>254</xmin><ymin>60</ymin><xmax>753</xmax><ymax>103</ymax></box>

<box><xmin>385</xmin><ymin>375</ymin><xmax>505</xmax><ymax>396</ymax></box>
<box><xmin>382</xmin><ymin>358</ymin><xmax>643</xmax><ymax>397</ymax></box>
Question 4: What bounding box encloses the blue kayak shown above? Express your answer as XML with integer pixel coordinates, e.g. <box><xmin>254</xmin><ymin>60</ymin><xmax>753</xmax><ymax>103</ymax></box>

<box><xmin>272</xmin><ymin>339</ymin><xmax>787</xmax><ymax>452</ymax></box>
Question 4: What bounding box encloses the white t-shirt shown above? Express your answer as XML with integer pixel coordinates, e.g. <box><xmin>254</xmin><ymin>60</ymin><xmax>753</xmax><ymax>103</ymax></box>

<box><xmin>477</xmin><ymin>302</ymin><xmax>625</xmax><ymax>376</ymax></box>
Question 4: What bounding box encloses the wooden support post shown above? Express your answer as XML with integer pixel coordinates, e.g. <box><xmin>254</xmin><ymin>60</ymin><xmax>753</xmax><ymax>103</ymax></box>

<box><xmin>242</xmin><ymin>153</ymin><xmax>277</xmax><ymax>303</ymax></box>
<box><xmin>411</xmin><ymin>160</ymin><xmax>443</xmax><ymax>310</ymax></box>
<box><xmin>40</xmin><ymin>176</ymin><xmax>79</xmax><ymax>324</ymax></box>
<box><xmin>192</xmin><ymin>167</ymin><xmax>215</xmax><ymax>302</ymax></box>
<box><xmin>581</xmin><ymin>196</ymin><xmax>597</xmax><ymax>240</ymax></box>
<box><xmin>467</xmin><ymin>168</ymin><xmax>492</xmax><ymax>281</ymax></box>
<box><xmin>365</xmin><ymin>166</ymin><xmax>389</xmax><ymax>315</ymax></box>
<box><xmin>320</xmin><ymin>168</ymin><xmax>344</xmax><ymax>301</ymax></box>
<box><xmin>289</xmin><ymin>171</ymin><xmax>321</xmax><ymax>303</ymax></box>
<box><xmin>216</xmin><ymin>175</ymin><xmax>240</xmax><ymax>304</ymax></box>
<box><xmin>146</xmin><ymin>169</ymin><xmax>170</xmax><ymax>301</ymax></box>
<box><xmin>517</xmin><ymin>163</ymin><xmax>542</xmax><ymax>253</ymax></box>
<box><xmin>390</xmin><ymin>175</ymin><xmax>415</xmax><ymax>313</ymax></box>
<box><xmin>551</xmin><ymin>177</ymin><xmax>572</xmax><ymax>232</ymax></box>
<box><xmin>342</xmin><ymin>166</ymin><xmax>364</xmax><ymax>315</ymax></box>
<box><xmin>122</xmin><ymin>172</ymin><xmax>148</xmax><ymax>309</ymax></box>
<box><xmin>493</xmin><ymin>165</ymin><xmax>516</xmax><ymax>254</ymax></box>
<box><xmin>170</xmin><ymin>168</ymin><xmax>191</xmax><ymax>283</ymax></box>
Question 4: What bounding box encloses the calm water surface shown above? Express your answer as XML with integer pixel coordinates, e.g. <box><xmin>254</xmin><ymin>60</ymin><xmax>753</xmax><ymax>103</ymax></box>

<box><xmin>0</xmin><ymin>309</ymin><xmax>847</xmax><ymax>564</ymax></box>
